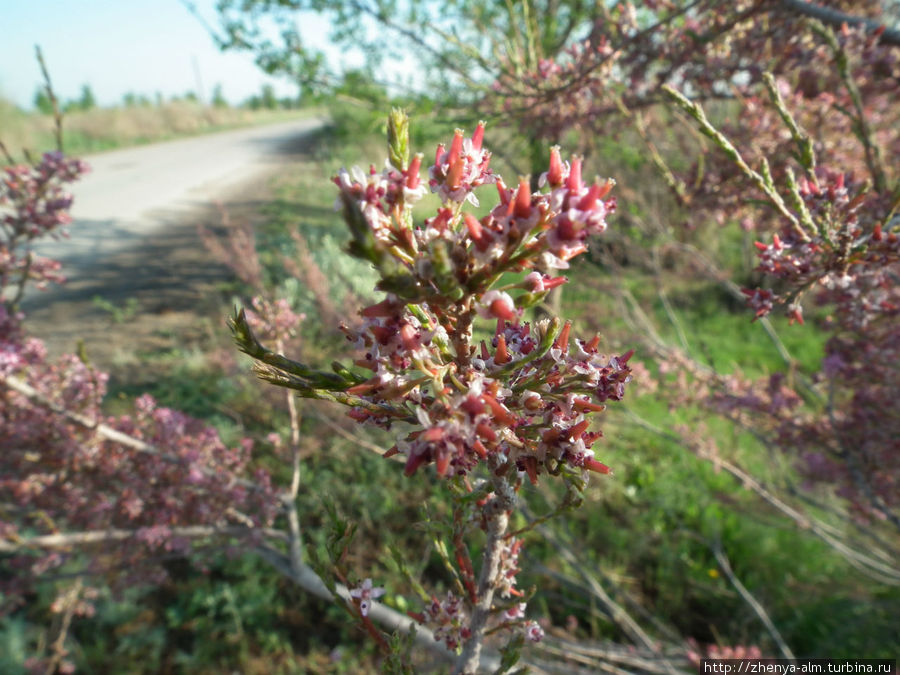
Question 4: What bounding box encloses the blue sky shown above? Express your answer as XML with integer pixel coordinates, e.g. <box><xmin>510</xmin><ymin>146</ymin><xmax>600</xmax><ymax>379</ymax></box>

<box><xmin>0</xmin><ymin>0</ymin><xmax>344</xmax><ymax>108</ymax></box>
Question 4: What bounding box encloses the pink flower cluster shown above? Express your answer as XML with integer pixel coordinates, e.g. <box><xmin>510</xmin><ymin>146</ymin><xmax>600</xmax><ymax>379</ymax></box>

<box><xmin>1</xmin><ymin>148</ymin><xmax>279</xmax><ymax>609</ymax></box>
<box><xmin>1</xmin><ymin>323</ymin><xmax>280</xmax><ymax>602</ymax></box>
<box><xmin>744</xmin><ymin>168</ymin><xmax>899</xmax><ymax>328</ymax></box>
<box><xmin>348</xmin><ymin>312</ymin><xmax>633</xmax><ymax>481</ymax></box>
<box><xmin>423</xmin><ymin>591</ymin><xmax>472</xmax><ymax>651</ymax></box>
<box><xmin>1</xmin><ymin>152</ymin><xmax>89</xmax><ymax>295</ymax></box>
<box><xmin>1</xmin><ymin>151</ymin><xmax>88</xmax><ymax>239</ymax></box>
<box><xmin>244</xmin><ymin>295</ymin><xmax>306</xmax><ymax>344</ymax></box>
<box><xmin>428</xmin><ymin>124</ymin><xmax>495</xmax><ymax>205</ymax></box>
<box><xmin>329</xmin><ymin>124</ymin><xmax>629</xmax><ymax>483</ymax></box>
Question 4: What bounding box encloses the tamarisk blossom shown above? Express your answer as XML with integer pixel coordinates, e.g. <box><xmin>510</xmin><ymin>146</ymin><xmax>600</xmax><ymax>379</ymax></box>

<box><xmin>320</xmin><ymin>118</ymin><xmax>629</xmax><ymax>483</ymax></box>
<box><xmin>423</xmin><ymin>591</ymin><xmax>472</xmax><ymax>650</ymax></box>
<box><xmin>429</xmin><ymin>123</ymin><xmax>495</xmax><ymax>205</ymax></box>
<box><xmin>232</xmin><ymin>111</ymin><xmax>631</xmax><ymax>669</ymax></box>
<box><xmin>349</xmin><ymin>578</ymin><xmax>385</xmax><ymax>616</ymax></box>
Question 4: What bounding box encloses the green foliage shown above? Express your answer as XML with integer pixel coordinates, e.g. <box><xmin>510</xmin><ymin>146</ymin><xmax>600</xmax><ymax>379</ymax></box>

<box><xmin>74</xmin><ymin>83</ymin><xmax>96</xmax><ymax>112</ymax></box>
<box><xmin>33</xmin><ymin>86</ymin><xmax>54</xmax><ymax>115</ymax></box>
<box><xmin>92</xmin><ymin>295</ymin><xmax>140</xmax><ymax>324</ymax></box>
<box><xmin>211</xmin><ymin>83</ymin><xmax>228</xmax><ymax>108</ymax></box>
<box><xmin>0</xmin><ymin>616</ymin><xmax>29</xmax><ymax>674</ymax></box>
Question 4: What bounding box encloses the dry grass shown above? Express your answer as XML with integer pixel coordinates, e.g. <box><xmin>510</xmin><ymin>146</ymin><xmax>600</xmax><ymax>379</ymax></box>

<box><xmin>0</xmin><ymin>98</ymin><xmax>314</xmax><ymax>160</ymax></box>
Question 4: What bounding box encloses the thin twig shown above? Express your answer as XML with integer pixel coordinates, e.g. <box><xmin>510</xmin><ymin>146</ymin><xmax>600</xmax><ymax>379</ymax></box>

<box><xmin>34</xmin><ymin>45</ymin><xmax>64</xmax><ymax>153</ymax></box>
<box><xmin>710</xmin><ymin>537</ymin><xmax>795</xmax><ymax>660</ymax></box>
<box><xmin>662</xmin><ymin>85</ymin><xmax>810</xmax><ymax>243</ymax></box>
<box><xmin>0</xmin><ymin>525</ymin><xmax>287</xmax><ymax>554</ymax></box>
<box><xmin>781</xmin><ymin>0</ymin><xmax>900</xmax><ymax>46</ymax></box>
<box><xmin>43</xmin><ymin>578</ymin><xmax>82</xmax><ymax>675</ymax></box>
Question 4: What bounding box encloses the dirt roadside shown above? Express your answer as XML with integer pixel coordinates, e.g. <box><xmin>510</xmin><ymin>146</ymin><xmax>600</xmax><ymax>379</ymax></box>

<box><xmin>21</xmin><ymin>160</ymin><xmax>292</xmax><ymax>374</ymax></box>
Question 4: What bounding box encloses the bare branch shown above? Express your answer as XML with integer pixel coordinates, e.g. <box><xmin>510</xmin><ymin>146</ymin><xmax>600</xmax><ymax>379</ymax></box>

<box><xmin>781</xmin><ymin>0</ymin><xmax>900</xmax><ymax>46</ymax></box>
<box><xmin>710</xmin><ymin>538</ymin><xmax>795</xmax><ymax>660</ymax></box>
<box><xmin>0</xmin><ymin>525</ymin><xmax>287</xmax><ymax>554</ymax></box>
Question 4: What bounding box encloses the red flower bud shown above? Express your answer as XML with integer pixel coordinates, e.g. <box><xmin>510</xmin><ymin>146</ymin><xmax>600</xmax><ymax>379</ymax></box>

<box><xmin>461</xmin><ymin>394</ymin><xmax>485</xmax><ymax>417</ymax></box>
<box><xmin>547</xmin><ymin>146</ymin><xmax>564</xmax><ymax>186</ymax></box>
<box><xmin>422</xmin><ymin>426</ymin><xmax>445</xmax><ymax>442</ymax></box>
<box><xmin>521</xmin><ymin>457</ymin><xmax>539</xmax><ymax>485</ymax></box>
<box><xmin>584</xmin><ymin>458</ymin><xmax>611</xmax><ymax>474</ymax></box>
<box><xmin>495</xmin><ymin>334</ymin><xmax>510</xmax><ymax>364</ymax></box>
<box><xmin>476</xmin><ymin>422</ymin><xmax>497</xmax><ymax>442</ymax></box>
<box><xmin>555</xmin><ymin>320</ymin><xmax>571</xmax><ymax>353</ymax></box>
<box><xmin>448</xmin><ymin>129</ymin><xmax>464</xmax><ymax>165</ymax></box>
<box><xmin>491</xmin><ymin>299</ymin><xmax>515</xmax><ymax>320</ymax></box>
<box><xmin>464</xmin><ymin>212</ymin><xmax>484</xmax><ymax>243</ymax></box>
<box><xmin>435</xmin><ymin>449</ymin><xmax>451</xmax><ymax>476</ymax></box>
<box><xmin>573</xmin><ymin>398</ymin><xmax>607</xmax><ymax>413</ymax></box>
<box><xmin>567</xmin><ymin>156</ymin><xmax>584</xmax><ymax>194</ymax></box>
<box><xmin>472</xmin><ymin>439</ymin><xmax>488</xmax><ymax>458</ymax></box>
<box><xmin>513</xmin><ymin>178</ymin><xmax>532</xmax><ymax>218</ymax></box>
<box><xmin>446</xmin><ymin>156</ymin><xmax>464</xmax><ymax>190</ymax></box>
<box><xmin>495</xmin><ymin>177</ymin><xmax>510</xmax><ymax>205</ymax></box>
<box><xmin>471</xmin><ymin>122</ymin><xmax>485</xmax><ymax>151</ymax></box>
<box><xmin>404</xmin><ymin>451</ymin><xmax>428</xmax><ymax>477</ymax></box>
<box><xmin>567</xmin><ymin>419</ymin><xmax>590</xmax><ymax>441</ymax></box>
<box><xmin>406</xmin><ymin>154</ymin><xmax>422</xmax><ymax>189</ymax></box>
<box><xmin>482</xmin><ymin>394</ymin><xmax>516</xmax><ymax>426</ymax></box>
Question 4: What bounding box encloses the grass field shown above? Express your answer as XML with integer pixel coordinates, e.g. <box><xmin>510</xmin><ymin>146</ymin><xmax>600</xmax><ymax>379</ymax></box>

<box><xmin>0</xmin><ymin>97</ymin><xmax>319</xmax><ymax>161</ymax></box>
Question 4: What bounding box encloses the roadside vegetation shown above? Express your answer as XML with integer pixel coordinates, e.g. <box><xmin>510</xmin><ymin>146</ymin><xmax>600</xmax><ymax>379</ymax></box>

<box><xmin>5</xmin><ymin>98</ymin><xmax>896</xmax><ymax>672</ymax></box>
<box><xmin>3</xmin><ymin>3</ymin><xmax>899</xmax><ymax>673</ymax></box>
<box><xmin>0</xmin><ymin>85</ymin><xmax>317</xmax><ymax>161</ymax></box>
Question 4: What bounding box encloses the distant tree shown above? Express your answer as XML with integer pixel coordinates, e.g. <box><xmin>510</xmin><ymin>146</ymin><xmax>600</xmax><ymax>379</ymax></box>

<box><xmin>183</xmin><ymin>90</ymin><xmax>199</xmax><ymax>103</ymax></box>
<box><xmin>77</xmin><ymin>84</ymin><xmax>96</xmax><ymax>111</ymax></box>
<box><xmin>260</xmin><ymin>84</ymin><xmax>277</xmax><ymax>110</ymax></box>
<box><xmin>211</xmin><ymin>83</ymin><xmax>228</xmax><ymax>108</ymax></box>
<box><xmin>33</xmin><ymin>86</ymin><xmax>54</xmax><ymax>115</ymax></box>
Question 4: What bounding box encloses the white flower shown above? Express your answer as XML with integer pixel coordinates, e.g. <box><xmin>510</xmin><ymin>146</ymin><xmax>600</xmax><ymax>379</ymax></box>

<box><xmin>524</xmin><ymin>621</ymin><xmax>544</xmax><ymax>642</ymax></box>
<box><xmin>349</xmin><ymin>578</ymin><xmax>385</xmax><ymax>617</ymax></box>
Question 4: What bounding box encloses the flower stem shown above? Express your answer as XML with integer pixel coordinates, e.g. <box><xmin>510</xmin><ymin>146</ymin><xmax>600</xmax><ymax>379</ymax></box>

<box><xmin>454</xmin><ymin>464</ymin><xmax>515</xmax><ymax>674</ymax></box>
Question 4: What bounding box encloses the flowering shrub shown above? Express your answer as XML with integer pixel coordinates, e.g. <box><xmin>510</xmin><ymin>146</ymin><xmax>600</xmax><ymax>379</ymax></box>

<box><xmin>232</xmin><ymin>109</ymin><xmax>632</xmax><ymax>671</ymax></box>
<box><xmin>485</xmin><ymin>2</ymin><xmax>900</xmax><ymax>536</ymax></box>
<box><xmin>0</xmin><ymin>147</ymin><xmax>280</xmax><ymax>671</ymax></box>
<box><xmin>1</xmin><ymin>151</ymin><xmax>89</xmax><ymax>308</ymax></box>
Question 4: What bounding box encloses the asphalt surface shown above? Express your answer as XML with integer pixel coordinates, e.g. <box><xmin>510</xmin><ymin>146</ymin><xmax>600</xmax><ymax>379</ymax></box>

<box><xmin>20</xmin><ymin>115</ymin><xmax>326</xmax><ymax>359</ymax></box>
<box><xmin>28</xmin><ymin>116</ymin><xmax>325</xmax><ymax>284</ymax></box>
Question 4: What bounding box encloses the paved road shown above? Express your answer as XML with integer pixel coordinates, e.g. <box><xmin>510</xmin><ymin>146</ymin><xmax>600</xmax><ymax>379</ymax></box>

<box><xmin>20</xmin><ymin>115</ymin><xmax>326</xmax><ymax>357</ymax></box>
<box><xmin>30</xmin><ymin>116</ymin><xmax>325</xmax><ymax>276</ymax></box>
